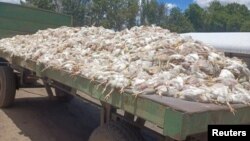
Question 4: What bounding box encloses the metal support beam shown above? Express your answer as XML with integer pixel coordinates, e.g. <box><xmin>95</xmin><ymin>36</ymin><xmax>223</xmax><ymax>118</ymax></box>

<box><xmin>42</xmin><ymin>78</ymin><xmax>54</xmax><ymax>98</ymax></box>
<box><xmin>51</xmin><ymin>81</ymin><xmax>76</xmax><ymax>96</ymax></box>
<box><xmin>100</xmin><ymin>102</ymin><xmax>116</xmax><ymax>126</ymax></box>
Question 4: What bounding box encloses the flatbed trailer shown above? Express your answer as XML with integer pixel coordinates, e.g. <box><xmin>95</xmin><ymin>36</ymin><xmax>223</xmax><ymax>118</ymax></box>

<box><xmin>1</xmin><ymin>49</ymin><xmax>250</xmax><ymax>141</ymax></box>
<box><xmin>1</xmin><ymin>3</ymin><xmax>250</xmax><ymax>140</ymax></box>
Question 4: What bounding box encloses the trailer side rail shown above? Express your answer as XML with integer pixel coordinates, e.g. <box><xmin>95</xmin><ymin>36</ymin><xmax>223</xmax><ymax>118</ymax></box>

<box><xmin>1</xmin><ymin>51</ymin><xmax>250</xmax><ymax>140</ymax></box>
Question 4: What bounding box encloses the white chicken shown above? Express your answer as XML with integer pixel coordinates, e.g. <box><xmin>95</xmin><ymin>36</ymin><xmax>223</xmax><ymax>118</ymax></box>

<box><xmin>0</xmin><ymin>26</ymin><xmax>250</xmax><ymax>110</ymax></box>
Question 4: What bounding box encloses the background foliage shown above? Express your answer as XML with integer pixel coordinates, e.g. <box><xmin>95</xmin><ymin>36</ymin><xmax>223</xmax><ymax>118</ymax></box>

<box><xmin>24</xmin><ymin>0</ymin><xmax>250</xmax><ymax>32</ymax></box>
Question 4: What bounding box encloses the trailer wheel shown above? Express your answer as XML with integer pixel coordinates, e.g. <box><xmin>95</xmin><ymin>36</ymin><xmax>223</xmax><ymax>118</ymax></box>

<box><xmin>186</xmin><ymin>133</ymin><xmax>207</xmax><ymax>141</ymax></box>
<box><xmin>0</xmin><ymin>66</ymin><xmax>16</xmax><ymax>108</ymax></box>
<box><xmin>54</xmin><ymin>82</ymin><xmax>73</xmax><ymax>102</ymax></box>
<box><xmin>88</xmin><ymin>122</ymin><xmax>144</xmax><ymax>141</ymax></box>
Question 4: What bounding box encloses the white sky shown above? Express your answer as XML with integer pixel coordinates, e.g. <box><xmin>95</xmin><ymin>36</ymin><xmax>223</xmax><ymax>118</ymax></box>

<box><xmin>195</xmin><ymin>0</ymin><xmax>250</xmax><ymax>9</ymax></box>
<box><xmin>165</xmin><ymin>3</ymin><xmax>177</xmax><ymax>10</ymax></box>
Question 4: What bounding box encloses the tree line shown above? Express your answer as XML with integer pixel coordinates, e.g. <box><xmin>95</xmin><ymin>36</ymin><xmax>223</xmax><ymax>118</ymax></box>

<box><xmin>23</xmin><ymin>0</ymin><xmax>250</xmax><ymax>32</ymax></box>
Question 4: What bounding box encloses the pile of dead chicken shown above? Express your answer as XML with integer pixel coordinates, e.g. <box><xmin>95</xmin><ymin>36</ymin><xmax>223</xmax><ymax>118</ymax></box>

<box><xmin>1</xmin><ymin>26</ymin><xmax>250</xmax><ymax>108</ymax></box>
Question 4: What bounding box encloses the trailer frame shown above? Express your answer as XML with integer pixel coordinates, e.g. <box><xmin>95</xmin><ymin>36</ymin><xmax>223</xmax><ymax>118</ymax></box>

<box><xmin>1</xmin><ymin>50</ymin><xmax>250</xmax><ymax>141</ymax></box>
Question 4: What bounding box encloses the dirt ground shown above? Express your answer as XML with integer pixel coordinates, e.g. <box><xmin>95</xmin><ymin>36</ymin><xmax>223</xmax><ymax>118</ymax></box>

<box><xmin>0</xmin><ymin>88</ymin><xmax>100</xmax><ymax>141</ymax></box>
<box><xmin>0</xmin><ymin>88</ymin><xmax>159</xmax><ymax>141</ymax></box>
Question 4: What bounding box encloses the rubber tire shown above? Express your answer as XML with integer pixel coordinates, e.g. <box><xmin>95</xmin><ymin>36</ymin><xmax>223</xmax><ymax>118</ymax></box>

<box><xmin>185</xmin><ymin>133</ymin><xmax>207</xmax><ymax>141</ymax></box>
<box><xmin>54</xmin><ymin>82</ymin><xmax>73</xmax><ymax>102</ymax></box>
<box><xmin>119</xmin><ymin>121</ymin><xmax>144</xmax><ymax>141</ymax></box>
<box><xmin>0</xmin><ymin>66</ymin><xmax>16</xmax><ymax>108</ymax></box>
<box><xmin>88</xmin><ymin>122</ymin><xmax>144</xmax><ymax>141</ymax></box>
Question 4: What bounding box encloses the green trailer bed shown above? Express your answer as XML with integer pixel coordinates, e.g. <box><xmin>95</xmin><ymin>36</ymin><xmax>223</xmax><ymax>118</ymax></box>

<box><xmin>1</xmin><ymin>2</ymin><xmax>250</xmax><ymax>141</ymax></box>
<box><xmin>1</xmin><ymin>50</ymin><xmax>250</xmax><ymax>141</ymax></box>
<box><xmin>0</xmin><ymin>2</ymin><xmax>72</xmax><ymax>39</ymax></box>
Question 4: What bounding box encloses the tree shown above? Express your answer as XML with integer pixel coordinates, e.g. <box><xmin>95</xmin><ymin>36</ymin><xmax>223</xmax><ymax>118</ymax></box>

<box><xmin>225</xmin><ymin>3</ymin><xmax>249</xmax><ymax>17</ymax></box>
<box><xmin>185</xmin><ymin>4</ymin><xmax>205</xmax><ymax>31</ymax></box>
<box><xmin>165</xmin><ymin>8</ymin><xmax>194</xmax><ymax>33</ymax></box>
<box><xmin>25</xmin><ymin>0</ymin><xmax>56</xmax><ymax>11</ymax></box>
<box><xmin>61</xmin><ymin>0</ymin><xmax>86</xmax><ymax>26</ymax></box>
<box><xmin>90</xmin><ymin>0</ymin><xmax>108</xmax><ymax>27</ymax></box>
<box><xmin>241</xmin><ymin>21</ymin><xmax>250</xmax><ymax>32</ymax></box>
<box><xmin>105</xmin><ymin>0</ymin><xmax>128</xmax><ymax>30</ymax></box>
<box><xmin>202</xmin><ymin>1</ymin><xmax>250</xmax><ymax>32</ymax></box>
<box><xmin>142</xmin><ymin>0</ymin><xmax>158</xmax><ymax>25</ymax></box>
<box><xmin>141</xmin><ymin>0</ymin><xmax>166</xmax><ymax>26</ymax></box>
<box><xmin>225</xmin><ymin>3</ymin><xmax>249</xmax><ymax>31</ymax></box>
<box><xmin>90</xmin><ymin>0</ymin><xmax>138</xmax><ymax>30</ymax></box>
<box><xmin>226</xmin><ymin>16</ymin><xmax>242</xmax><ymax>32</ymax></box>
<box><xmin>205</xmin><ymin>1</ymin><xmax>228</xmax><ymax>32</ymax></box>
<box><xmin>126</xmin><ymin>0</ymin><xmax>139</xmax><ymax>28</ymax></box>
<box><xmin>20</xmin><ymin>0</ymin><xmax>250</xmax><ymax>32</ymax></box>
